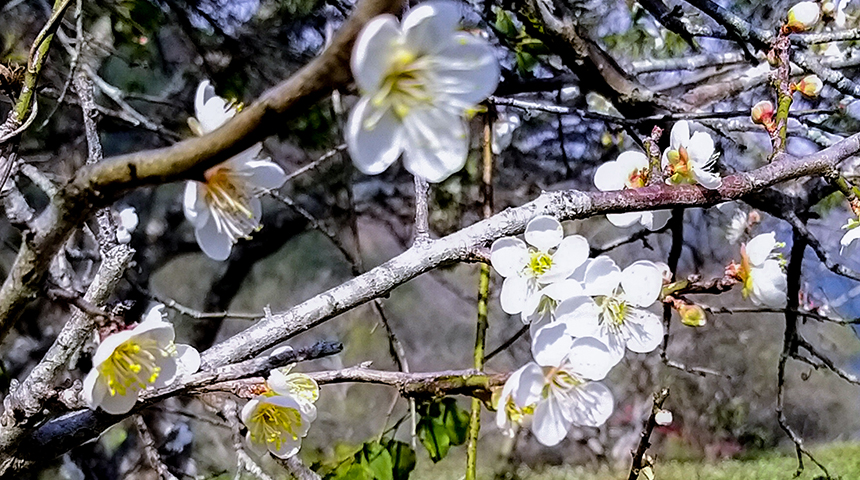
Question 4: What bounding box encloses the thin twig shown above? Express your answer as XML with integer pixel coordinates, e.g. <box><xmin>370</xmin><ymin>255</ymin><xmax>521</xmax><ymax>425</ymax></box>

<box><xmin>413</xmin><ymin>176</ymin><xmax>431</xmax><ymax>244</ymax></box>
<box><xmin>627</xmin><ymin>388</ymin><xmax>670</xmax><ymax>480</ymax></box>
<box><xmin>135</xmin><ymin>415</ymin><xmax>179</xmax><ymax>480</ymax></box>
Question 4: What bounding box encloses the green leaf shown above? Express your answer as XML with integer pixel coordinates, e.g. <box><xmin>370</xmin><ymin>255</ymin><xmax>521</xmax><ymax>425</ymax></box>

<box><xmin>382</xmin><ymin>440</ymin><xmax>416</xmax><ymax>480</ymax></box>
<box><xmin>416</xmin><ymin>397</ymin><xmax>470</xmax><ymax>462</ymax></box>
<box><xmin>319</xmin><ymin>440</ymin><xmax>416</xmax><ymax>480</ymax></box>
<box><xmin>494</xmin><ymin>9</ymin><xmax>518</xmax><ymax>38</ymax></box>
<box><xmin>441</xmin><ymin>398</ymin><xmax>470</xmax><ymax>446</ymax></box>
<box><xmin>359</xmin><ymin>442</ymin><xmax>393</xmax><ymax>480</ymax></box>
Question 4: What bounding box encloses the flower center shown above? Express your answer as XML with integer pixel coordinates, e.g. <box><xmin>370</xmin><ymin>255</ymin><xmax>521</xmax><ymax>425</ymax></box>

<box><xmin>248</xmin><ymin>402</ymin><xmax>303</xmax><ymax>450</ymax></box>
<box><xmin>542</xmin><ymin>367</ymin><xmax>584</xmax><ymax>398</ymax></box>
<box><xmin>596</xmin><ymin>294</ymin><xmax>629</xmax><ymax>330</ymax></box>
<box><xmin>527</xmin><ymin>251</ymin><xmax>553</xmax><ymax>277</ymax></box>
<box><xmin>99</xmin><ymin>337</ymin><xmax>172</xmax><ymax>397</ymax></box>
<box><xmin>371</xmin><ymin>49</ymin><xmax>431</xmax><ymax>121</ymax></box>
<box><xmin>737</xmin><ymin>245</ymin><xmax>754</xmax><ymax>298</ymax></box>
<box><xmin>625</xmin><ymin>167</ymin><xmax>649</xmax><ymax>189</ymax></box>
<box><xmin>202</xmin><ymin>166</ymin><xmax>259</xmax><ymax>241</ymax></box>
<box><xmin>666</xmin><ymin>147</ymin><xmax>693</xmax><ymax>184</ymax></box>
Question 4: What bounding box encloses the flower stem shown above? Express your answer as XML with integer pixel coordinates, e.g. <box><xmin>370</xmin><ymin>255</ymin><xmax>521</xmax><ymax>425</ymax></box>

<box><xmin>465</xmin><ymin>115</ymin><xmax>495</xmax><ymax>480</ymax></box>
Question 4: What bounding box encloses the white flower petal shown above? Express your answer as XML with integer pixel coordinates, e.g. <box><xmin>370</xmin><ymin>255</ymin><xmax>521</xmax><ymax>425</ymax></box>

<box><xmin>686</xmin><ymin>131</ymin><xmax>715</xmax><ymax>165</ymax></box>
<box><xmin>751</xmin><ymin>260</ymin><xmax>787</xmax><ymax>308</ymax></box>
<box><xmin>82</xmin><ymin>369</ymin><xmax>105</xmax><ymax>409</ymax></box>
<box><xmin>183</xmin><ymin>181</ymin><xmax>210</xmax><ymax>228</ymax></box>
<box><xmin>532</xmin><ymin>321</ymin><xmax>573</xmax><ymax>367</ymax></box>
<box><xmin>606</xmin><ymin>212</ymin><xmax>642</xmax><ymax>228</ymax></box>
<box><xmin>269</xmin><ymin>434</ymin><xmax>302</xmax><ymax>459</ymax></box>
<box><xmin>556</xmin><ymin>298</ymin><xmax>600</xmax><ymax>338</ymax></box>
<box><xmin>621</xmin><ymin>261</ymin><xmax>662</xmax><ymax>307</ymax></box>
<box><xmin>511</xmin><ymin>362</ymin><xmax>544</xmax><ymax>407</ymax></box>
<box><xmin>568</xmin><ymin>382</ymin><xmax>614</xmax><ymax>428</ymax></box>
<box><xmin>92</xmin><ymin>329</ymin><xmax>138</xmax><ymax>366</ymax></box>
<box><xmin>841</xmin><ymin>226</ymin><xmax>860</xmax><ymax>254</ymax></box>
<box><xmin>543</xmin><ymin>235</ymin><xmax>590</xmax><ymax>283</ymax></box>
<box><xmin>490</xmin><ymin>237</ymin><xmax>528</xmax><ymax>278</ymax></box>
<box><xmin>239</xmin><ymin>158</ymin><xmax>287</xmax><ymax>190</ymax></box>
<box><xmin>532</xmin><ymin>396</ymin><xmax>572</xmax><ymax>446</ymax></box>
<box><xmin>500</xmin><ymin>276</ymin><xmax>531</xmax><ymax>315</ymax></box>
<box><xmin>539</xmin><ymin>279</ymin><xmax>584</xmax><ymax>302</ymax></box>
<box><xmin>565</xmin><ymin>337</ymin><xmax>617</xmax><ymax>381</ymax></box>
<box><xmin>430</xmin><ymin>33</ymin><xmax>500</xmax><ymax>104</ymax></box>
<box><xmin>346</xmin><ymin>97</ymin><xmax>405</xmax><ymax>176</ymax></box>
<box><xmin>623</xmin><ymin>310</ymin><xmax>664</xmax><ymax>354</ymax></box>
<box><xmin>195</xmin><ymin>216</ymin><xmax>234</xmax><ymax>261</ymax></box>
<box><xmin>693</xmin><ymin>167</ymin><xmax>722</xmax><ymax>189</ymax></box>
<box><xmin>99</xmin><ymin>388</ymin><xmax>139</xmax><ymax>415</ymax></box>
<box><xmin>524</xmin><ymin>215</ymin><xmax>563</xmax><ymax>252</ymax></box>
<box><xmin>401</xmin><ymin>108</ymin><xmax>468</xmax><ymax>182</ymax></box>
<box><xmin>582</xmin><ymin>256</ymin><xmax>621</xmax><ymax>297</ymax></box>
<box><xmin>643</xmin><ymin>210</ymin><xmax>671</xmax><ymax>231</ymax></box>
<box><xmin>150</xmin><ymin>353</ymin><xmax>179</xmax><ymax>388</ymax></box>
<box><xmin>241</xmin><ymin>398</ymin><xmax>259</xmax><ymax>424</ymax></box>
<box><xmin>402</xmin><ymin>1</ymin><xmax>461</xmax><ymax>55</ymax></box>
<box><xmin>194</xmin><ymin>81</ymin><xmax>234</xmax><ymax>134</ymax></box>
<box><xmin>351</xmin><ymin>15</ymin><xmax>402</xmax><ymax>92</ymax></box>
<box><xmin>594</xmin><ymin>162</ymin><xmax>626</xmax><ymax>191</ymax></box>
<box><xmin>746</xmin><ymin>232</ymin><xmax>778</xmax><ymax>267</ymax></box>
<box><xmin>615</xmin><ymin>150</ymin><xmax>649</xmax><ymax>172</ymax></box>
<box><xmin>175</xmin><ymin>344</ymin><xmax>201</xmax><ymax>376</ymax></box>
<box><xmin>588</xmin><ymin>329</ymin><xmax>627</xmax><ymax>365</ymax></box>
<box><xmin>669</xmin><ymin>120</ymin><xmax>690</xmax><ymax>149</ymax></box>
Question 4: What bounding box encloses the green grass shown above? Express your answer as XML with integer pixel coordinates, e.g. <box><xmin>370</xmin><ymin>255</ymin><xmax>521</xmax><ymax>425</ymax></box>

<box><xmin>413</xmin><ymin>442</ymin><xmax>860</xmax><ymax>480</ymax></box>
<box><xmin>518</xmin><ymin>443</ymin><xmax>860</xmax><ymax>480</ymax></box>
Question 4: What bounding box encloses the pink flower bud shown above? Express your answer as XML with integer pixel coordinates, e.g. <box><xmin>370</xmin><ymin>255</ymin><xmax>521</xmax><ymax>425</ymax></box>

<box><xmin>751</xmin><ymin>100</ymin><xmax>775</xmax><ymax>125</ymax></box>
<box><xmin>796</xmin><ymin>74</ymin><xmax>823</xmax><ymax>97</ymax></box>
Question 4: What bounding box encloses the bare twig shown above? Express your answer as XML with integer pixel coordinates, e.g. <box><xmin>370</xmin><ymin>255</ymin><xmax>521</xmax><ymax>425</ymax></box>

<box><xmin>273</xmin><ymin>456</ymin><xmax>321</xmax><ymax>480</ymax></box>
<box><xmin>627</xmin><ymin>388</ymin><xmax>670</xmax><ymax>480</ymax></box>
<box><xmin>135</xmin><ymin>415</ymin><xmax>179</xmax><ymax>480</ymax></box>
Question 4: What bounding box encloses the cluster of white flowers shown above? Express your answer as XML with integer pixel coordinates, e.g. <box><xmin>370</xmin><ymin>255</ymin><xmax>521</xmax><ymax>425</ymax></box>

<box><xmin>594</xmin><ymin>121</ymin><xmax>720</xmax><ymax>230</ymax></box>
<box><xmin>184</xmin><ymin>81</ymin><xmax>287</xmax><ymax>261</ymax></box>
<box><xmin>83</xmin><ymin>305</ymin><xmax>200</xmax><ymax>415</ymax></box>
<box><xmin>241</xmin><ymin>364</ymin><xmax>319</xmax><ymax>458</ymax></box>
<box><xmin>492</xmin><ymin>216</ymin><xmax>666</xmax><ymax>445</ymax></box>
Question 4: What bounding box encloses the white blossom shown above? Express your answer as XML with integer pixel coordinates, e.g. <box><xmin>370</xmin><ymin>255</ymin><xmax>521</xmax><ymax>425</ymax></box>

<box><xmin>554</xmin><ymin>257</ymin><xmax>665</xmax><ymax>363</ymax></box>
<box><xmin>492</xmin><ymin>112</ymin><xmax>521</xmax><ymax>154</ymax></box>
<box><xmin>184</xmin><ymin>81</ymin><xmax>286</xmax><ymax>261</ymax></box>
<box><xmin>490</xmin><ymin>216</ymin><xmax>589</xmax><ymax>318</ymax></box>
<box><xmin>115</xmin><ymin>206</ymin><xmax>138</xmax><ymax>244</ymax></box>
<box><xmin>661</xmin><ymin>120</ymin><xmax>721</xmax><ymax>189</ymax></box>
<box><xmin>498</xmin><ymin>335</ymin><xmax>615</xmax><ymax>446</ymax></box>
<box><xmin>655</xmin><ymin>409</ymin><xmax>673</xmax><ymax>426</ymax></box>
<box><xmin>83</xmin><ymin>305</ymin><xmax>200</xmax><ymax>415</ymax></box>
<box><xmin>593</xmin><ymin>151</ymin><xmax>671</xmax><ymax>230</ymax></box>
<box><xmin>787</xmin><ymin>1</ymin><xmax>821</xmax><ymax>31</ymax></box>
<box><xmin>241</xmin><ymin>393</ymin><xmax>316</xmax><ymax>458</ymax></box>
<box><xmin>346</xmin><ymin>1</ymin><xmax>499</xmax><ymax>183</ymax></box>
<box><xmin>840</xmin><ymin>218</ymin><xmax>860</xmax><ymax>256</ymax></box>
<box><xmin>731</xmin><ymin>232</ymin><xmax>787</xmax><ymax>308</ymax></box>
<box><xmin>240</xmin><ymin>364</ymin><xmax>319</xmax><ymax>459</ymax></box>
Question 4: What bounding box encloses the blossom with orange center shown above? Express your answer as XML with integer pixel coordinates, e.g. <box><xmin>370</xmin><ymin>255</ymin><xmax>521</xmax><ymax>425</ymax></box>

<box><xmin>727</xmin><ymin>232</ymin><xmax>786</xmax><ymax>308</ymax></box>
<box><xmin>593</xmin><ymin>151</ymin><xmax>670</xmax><ymax>230</ymax></box>
<box><xmin>661</xmin><ymin>121</ymin><xmax>721</xmax><ymax>189</ymax></box>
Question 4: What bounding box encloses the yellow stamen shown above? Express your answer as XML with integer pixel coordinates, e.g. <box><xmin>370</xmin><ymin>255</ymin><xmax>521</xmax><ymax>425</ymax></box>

<box><xmin>248</xmin><ymin>402</ymin><xmax>303</xmax><ymax>450</ymax></box>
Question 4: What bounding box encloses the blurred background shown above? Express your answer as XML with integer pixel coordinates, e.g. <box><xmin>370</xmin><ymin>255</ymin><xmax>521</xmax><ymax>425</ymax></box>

<box><xmin>2</xmin><ymin>0</ymin><xmax>860</xmax><ymax>478</ymax></box>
